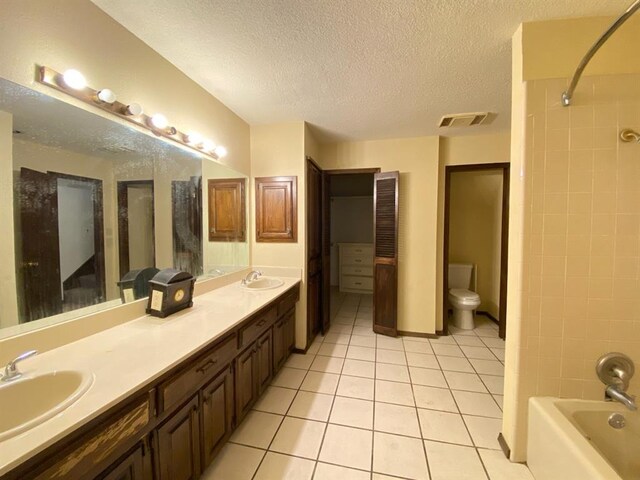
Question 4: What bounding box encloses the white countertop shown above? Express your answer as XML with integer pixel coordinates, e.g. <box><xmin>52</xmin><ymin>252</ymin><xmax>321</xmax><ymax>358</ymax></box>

<box><xmin>0</xmin><ymin>276</ymin><xmax>300</xmax><ymax>475</ymax></box>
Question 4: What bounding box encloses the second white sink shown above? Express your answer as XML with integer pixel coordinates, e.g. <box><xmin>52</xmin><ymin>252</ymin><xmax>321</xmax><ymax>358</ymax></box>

<box><xmin>242</xmin><ymin>277</ymin><xmax>284</xmax><ymax>290</ymax></box>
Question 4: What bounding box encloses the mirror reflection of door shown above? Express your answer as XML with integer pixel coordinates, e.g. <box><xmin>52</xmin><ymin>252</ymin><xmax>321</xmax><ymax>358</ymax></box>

<box><xmin>172</xmin><ymin>176</ymin><xmax>203</xmax><ymax>277</ymax></box>
<box><xmin>117</xmin><ymin>180</ymin><xmax>155</xmax><ymax>279</ymax></box>
<box><xmin>19</xmin><ymin>168</ymin><xmax>106</xmax><ymax>322</ymax></box>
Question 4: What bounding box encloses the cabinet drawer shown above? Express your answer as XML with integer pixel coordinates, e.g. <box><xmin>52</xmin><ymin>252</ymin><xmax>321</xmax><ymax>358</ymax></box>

<box><xmin>277</xmin><ymin>286</ymin><xmax>299</xmax><ymax>317</ymax></box>
<box><xmin>160</xmin><ymin>334</ymin><xmax>237</xmax><ymax>413</ymax></box>
<box><xmin>341</xmin><ymin>275</ymin><xmax>373</xmax><ymax>290</ymax></box>
<box><xmin>342</xmin><ymin>255</ymin><xmax>373</xmax><ymax>267</ymax></box>
<box><xmin>341</xmin><ymin>244</ymin><xmax>373</xmax><ymax>256</ymax></box>
<box><xmin>342</xmin><ymin>265</ymin><xmax>373</xmax><ymax>277</ymax></box>
<box><xmin>239</xmin><ymin>307</ymin><xmax>277</xmax><ymax>348</ymax></box>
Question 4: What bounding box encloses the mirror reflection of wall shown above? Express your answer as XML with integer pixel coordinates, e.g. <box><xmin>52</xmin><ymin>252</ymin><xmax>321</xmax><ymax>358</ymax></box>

<box><xmin>0</xmin><ymin>77</ymin><xmax>249</xmax><ymax>336</ymax></box>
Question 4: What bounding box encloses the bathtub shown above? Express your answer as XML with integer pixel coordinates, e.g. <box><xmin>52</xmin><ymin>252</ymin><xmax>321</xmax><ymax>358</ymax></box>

<box><xmin>528</xmin><ymin>397</ymin><xmax>639</xmax><ymax>480</ymax></box>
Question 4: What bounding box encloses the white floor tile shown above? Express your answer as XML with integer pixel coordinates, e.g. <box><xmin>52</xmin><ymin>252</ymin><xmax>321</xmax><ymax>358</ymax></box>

<box><xmin>330</xmin><ymin>396</ymin><xmax>374</xmax><ymax>429</ymax></box>
<box><xmin>376</xmin><ymin>349</ymin><xmax>407</xmax><ymax>365</ymax></box>
<box><xmin>333</xmin><ymin>317</ymin><xmax>356</xmax><ymax>326</ymax></box>
<box><xmin>460</xmin><ymin>345</ymin><xmax>496</xmax><ymax>360</ymax></box>
<box><xmin>480</xmin><ymin>374</ymin><xmax>504</xmax><ymax>395</ymax></box>
<box><xmin>271</xmin><ymin>367</ymin><xmax>307</xmax><ymax>389</ymax></box>
<box><xmin>375</xmin><ymin>379</ymin><xmax>415</xmax><ymax>406</ymax></box>
<box><xmin>350</xmin><ymin>334</ymin><xmax>376</xmax><ymax>348</ymax></box>
<box><xmin>230</xmin><ymin>411</ymin><xmax>282</xmax><ymax>448</ymax></box>
<box><xmin>270</xmin><ymin>417</ymin><xmax>326</xmax><ymax>459</ymax></box>
<box><xmin>475</xmin><ymin>328</ymin><xmax>499</xmax><ymax>338</ymax></box>
<box><xmin>444</xmin><ymin>371</ymin><xmax>488</xmax><ymax>393</ymax></box>
<box><xmin>307</xmin><ymin>341</ymin><xmax>322</xmax><ymax>355</ymax></box>
<box><xmin>417</xmin><ymin>409</ymin><xmax>472</xmax><ymax>445</ymax></box>
<box><xmin>253</xmin><ymin>452</ymin><xmax>315</xmax><ymax>480</ymax></box>
<box><xmin>376</xmin><ymin>363</ymin><xmax>410</xmax><ymax>383</ymax></box>
<box><xmin>373</xmin><ymin>432</ymin><xmax>429</xmax><ymax>480</ymax></box>
<box><xmin>409</xmin><ymin>366</ymin><xmax>448</xmax><ymax>388</ymax></box>
<box><xmin>437</xmin><ymin>356</ymin><xmax>474</xmax><ymax>373</ymax></box>
<box><xmin>413</xmin><ymin>385</ymin><xmax>458</xmax><ymax>412</ymax></box>
<box><xmin>429</xmin><ymin>335</ymin><xmax>458</xmax><ymax>344</ymax></box>
<box><xmin>331</xmin><ymin>324</ymin><xmax>354</xmax><ymax>334</ymax></box>
<box><xmin>453</xmin><ymin>335</ymin><xmax>485</xmax><ymax>347</ymax></box>
<box><xmin>287</xmin><ymin>391</ymin><xmax>334</xmax><ymax>421</ymax></box>
<box><xmin>253</xmin><ymin>386</ymin><xmax>296</xmax><ymax>415</ymax></box>
<box><xmin>347</xmin><ymin>345</ymin><xmax>377</xmax><ymax>361</ymax></box>
<box><xmin>493</xmin><ymin>394</ymin><xmax>504</xmax><ymax>410</ymax></box>
<box><xmin>314</xmin><ymin>463</ymin><xmax>371</xmax><ymax>480</ymax></box>
<box><xmin>342</xmin><ymin>359</ymin><xmax>375</xmax><ymax>378</ymax></box>
<box><xmin>319</xmin><ymin>424</ymin><xmax>373</xmax><ymax>470</ymax></box>
<box><xmin>285</xmin><ymin>353</ymin><xmax>315</xmax><ymax>370</ymax></box>
<box><xmin>432</xmin><ymin>344</ymin><xmax>465</xmax><ymax>357</ymax></box>
<box><xmin>337</xmin><ymin>375</ymin><xmax>375</xmax><ymax>400</ymax></box>
<box><xmin>406</xmin><ymin>352</ymin><xmax>440</xmax><ymax>369</ymax></box>
<box><xmin>374</xmin><ymin>402</ymin><xmax>421</xmax><ymax>437</ymax></box>
<box><xmin>318</xmin><ymin>343</ymin><xmax>348</xmax><ymax>358</ymax></box>
<box><xmin>480</xmin><ymin>337</ymin><xmax>506</xmax><ymax>349</ymax></box>
<box><xmin>469</xmin><ymin>359</ymin><xmax>504</xmax><ymax>376</ymax></box>
<box><xmin>424</xmin><ymin>440</ymin><xmax>487</xmax><ymax>480</ymax></box>
<box><xmin>355</xmin><ymin>318</ymin><xmax>373</xmax><ymax>327</ymax></box>
<box><xmin>324</xmin><ymin>332</ymin><xmax>352</xmax><ymax>344</ymax></box>
<box><xmin>453</xmin><ymin>391</ymin><xmax>502</xmax><ymax>418</ymax></box>
<box><xmin>478</xmin><ymin>449</ymin><xmax>535</xmax><ymax>480</ymax></box>
<box><xmin>463</xmin><ymin>415</ymin><xmax>502</xmax><ymax>449</ymax></box>
<box><xmin>491</xmin><ymin>348</ymin><xmax>506</xmax><ymax>362</ymax></box>
<box><xmin>311</xmin><ymin>355</ymin><xmax>345</xmax><ymax>373</ymax></box>
<box><xmin>404</xmin><ymin>339</ymin><xmax>434</xmax><ymax>354</ymax></box>
<box><xmin>376</xmin><ymin>336</ymin><xmax>405</xmax><ymax>351</ymax></box>
<box><xmin>202</xmin><ymin>443</ymin><xmax>264</xmax><ymax>480</ymax></box>
<box><xmin>353</xmin><ymin>326</ymin><xmax>375</xmax><ymax>336</ymax></box>
<box><xmin>300</xmin><ymin>371</ymin><xmax>340</xmax><ymax>394</ymax></box>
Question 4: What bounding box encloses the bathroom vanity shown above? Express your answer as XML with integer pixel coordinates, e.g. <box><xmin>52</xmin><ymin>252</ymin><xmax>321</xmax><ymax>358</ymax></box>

<box><xmin>0</xmin><ymin>278</ymin><xmax>299</xmax><ymax>480</ymax></box>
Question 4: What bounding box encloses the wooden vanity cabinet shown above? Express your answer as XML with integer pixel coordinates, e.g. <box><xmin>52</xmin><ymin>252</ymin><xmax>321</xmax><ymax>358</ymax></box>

<box><xmin>200</xmin><ymin>365</ymin><xmax>234</xmax><ymax>467</ymax></box>
<box><xmin>99</xmin><ymin>441</ymin><xmax>152</xmax><ymax>480</ymax></box>
<box><xmin>235</xmin><ymin>329</ymin><xmax>273</xmax><ymax>423</ymax></box>
<box><xmin>273</xmin><ymin>308</ymin><xmax>296</xmax><ymax>372</ymax></box>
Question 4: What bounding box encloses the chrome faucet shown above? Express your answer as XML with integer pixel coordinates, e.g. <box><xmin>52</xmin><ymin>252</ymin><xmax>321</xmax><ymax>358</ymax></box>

<box><xmin>241</xmin><ymin>270</ymin><xmax>262</xmax><ymax>285</ymax></box>
<box><xmin>2</xmin><ymin>350</ymin><xmax>38</xmax><ymax>382</ymax></box>
<box><xmin>596</xmin><ymin>352</ymin><xmax>637</xmax><ymax>411</ymax></box>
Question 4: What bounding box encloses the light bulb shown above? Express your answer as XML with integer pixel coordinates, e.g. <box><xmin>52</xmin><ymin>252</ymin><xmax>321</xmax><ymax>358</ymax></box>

<box><xmin>201</xmin><ymin>139</ymin><xmax>216</xmax><ymax>152</ymax></box>
<box><xmin>62</xmin><ymin>69</ymin><xmax>87</xmax><ymax>90</ymax></box>
<box><xmin>186</xmin><ymin>132</ymin><xmax>203</xmax><ymax>145</ymax></box>
<box><xmin>214</xmin><ymin>146</ymin><xmax>227</xmax><ymax>158</ymax></box>
<box><xmin>150</xmin><ymin>113</ymin><xmax>168</xmax><ymax>129</ymax></box>
<box><xmin>125</xmin><ymin>103</ymin><xmax>143</xmax><ymax>116</ymax></box>
<box><xmin>97</xmin><ymin>89</ymin><xmax>116</xmax><ymax>104</ymax></box>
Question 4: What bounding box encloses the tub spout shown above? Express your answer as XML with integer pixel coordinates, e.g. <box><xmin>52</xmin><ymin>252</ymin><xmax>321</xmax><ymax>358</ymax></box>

<box><xmin>605</xmin><ymin>385</ymin><xmax>637</xmax><ymax>411</ymax></box>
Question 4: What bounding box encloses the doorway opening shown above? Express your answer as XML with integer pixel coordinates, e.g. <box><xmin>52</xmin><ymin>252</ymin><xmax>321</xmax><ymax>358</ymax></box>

<box><xmin>117</xmin><ymin>180</ymin><xmax>155</xmax><ymax>279</ymax></box>
<box><xmin>443</xmin><ymin>163</ymin><xmax>509</xmax><ymax>339</ymax></box>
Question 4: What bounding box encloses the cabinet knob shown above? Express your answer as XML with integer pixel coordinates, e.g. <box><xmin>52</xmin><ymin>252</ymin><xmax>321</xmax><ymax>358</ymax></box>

<box><xmin>197</xmin><ymin>358</ymin><xmax>218</xmax><ymax>374</ymax></box>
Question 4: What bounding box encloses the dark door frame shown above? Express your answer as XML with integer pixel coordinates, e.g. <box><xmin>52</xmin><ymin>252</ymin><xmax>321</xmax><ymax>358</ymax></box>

<box><xmin>443</xmin><ymin>163</ymin><xmax>510</xmax><ymax>339</ymax></box>
<box><xmin>117</xmin><ymin>179</ymin><xmax>156</xmax><ymax>278</ymax></box>
<box><xmin>50</xmin><ymin>171</ymin><xmax>107</xmax><ymax>304</ymax></box>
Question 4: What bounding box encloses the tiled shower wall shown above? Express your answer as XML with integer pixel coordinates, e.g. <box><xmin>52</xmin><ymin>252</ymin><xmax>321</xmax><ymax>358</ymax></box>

<box><xmin>513</xmin><ymin>73</ymin><xmax>640</xmax><ymax>449</ymax></box>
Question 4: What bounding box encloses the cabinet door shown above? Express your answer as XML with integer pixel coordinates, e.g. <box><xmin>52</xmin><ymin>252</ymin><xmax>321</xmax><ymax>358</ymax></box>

<box><xmin>99</xmin><ymin>441</ymin><xmax>149</xmax><ymax>480</ymax></box>
<box><xmin>201</xmin><ymin>366</ymin><xmax>234</xmax><ymax>468</ymax></box>
<box><xmin>256</xmin><ymin>329</ymin><xmax>273</xmax><ymax>395</ymax></box>
<box><xmin>235</xmin><ymin>346</ymin><xmax>256</xmax><ymax>422</ymax></box>
<box><xmin>272</xmin><ymin>318</ymin><xmax>285</xmax><ymax>373</ymax></box>
<box><xmin>284</xmin><ymin>309</ymin><xmax>295</xmax><ymax>353</ymax></box>
<box><xmin>156</xmin><ymin>396</ymin><xmax>201</xmax><ymax>480</ymax></box>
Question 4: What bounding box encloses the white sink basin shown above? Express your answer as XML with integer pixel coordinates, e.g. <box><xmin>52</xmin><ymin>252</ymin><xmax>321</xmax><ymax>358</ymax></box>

<box><xmin>242</xmin><ymin>277</ymin><xmax>284</xmax><ymax>290</ymax></box>
<box><xmin>0</xmin><ymin>370</ymin><xmax>94</xmax><ymax>441</ymax></box>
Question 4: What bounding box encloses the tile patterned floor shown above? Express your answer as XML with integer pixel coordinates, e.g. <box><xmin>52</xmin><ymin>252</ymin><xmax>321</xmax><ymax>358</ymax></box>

<box><xmin>202</xmin><ymin>293</ymin><xmax>533</xmax><ymax>480</ymax></box>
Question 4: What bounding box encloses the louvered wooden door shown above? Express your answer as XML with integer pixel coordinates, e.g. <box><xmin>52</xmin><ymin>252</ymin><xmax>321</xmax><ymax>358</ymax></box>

<box><xmin>373</xmin><ymin>172</ymin><xmax>399</xmax><ymax>337</ymax></box>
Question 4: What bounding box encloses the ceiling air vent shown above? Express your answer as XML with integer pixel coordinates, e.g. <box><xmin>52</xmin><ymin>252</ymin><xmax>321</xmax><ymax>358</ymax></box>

<box><xmin>439</xmin><ymin>112</ymin><xmax>492</xmax><ymax>128</ymax></box>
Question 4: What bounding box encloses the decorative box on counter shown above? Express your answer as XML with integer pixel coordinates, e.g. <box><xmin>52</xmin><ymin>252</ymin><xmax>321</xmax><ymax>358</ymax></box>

<box><xmin>118</xmin><ymin>267</ymin><xmax>160</xmax><ymax>303</ymax></box>
<box><xmin>146</xmin><ymin>269</ymin><xmax>196</xmax><ymax>318</ymax></box>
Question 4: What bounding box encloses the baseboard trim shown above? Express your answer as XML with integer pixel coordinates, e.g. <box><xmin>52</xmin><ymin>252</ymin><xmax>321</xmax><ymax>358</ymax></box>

<box><xmin>397</xmin><ymin>330</ymin><xmax>444</xmax><ymax>339</ymax></box>
<box><xmin>477</xmin><ymin>310</ymin><xmax>499</xmax><ymax>325</ymax></box>
<box><xmin>497</xmin><ymin>432</ymin><xmax>511</xmax><ymax>459</ymax></box>
<box><xmin>293</xmin><ymin>347</ymin><xmax>307</xmax><ymax>354</ymax></box>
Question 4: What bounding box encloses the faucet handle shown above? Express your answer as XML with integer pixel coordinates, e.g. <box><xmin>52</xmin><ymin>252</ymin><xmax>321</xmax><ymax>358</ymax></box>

<box><xmin>3</xmin><ymin>350</ymin><xmax>37</xmax><ymax>381</ymax></box>
<box><xmin>597</xmin><ymin>352</ymin><xmax>635</xmax><ymax>391</ymax></box>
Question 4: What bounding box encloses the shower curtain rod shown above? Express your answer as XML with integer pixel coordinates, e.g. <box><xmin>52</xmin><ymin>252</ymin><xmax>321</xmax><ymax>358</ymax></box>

<box><xmin>562</xmin><ymin>0</ymin><xmax>640</xmax><ymax>107</ymax></box>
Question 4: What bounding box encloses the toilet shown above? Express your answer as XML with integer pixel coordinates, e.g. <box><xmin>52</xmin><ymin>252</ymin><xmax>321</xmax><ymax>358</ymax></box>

<box><xmin>448</xmin><ymin>263</ymin><xmax>481</xmax><ymax>330</ymax></box>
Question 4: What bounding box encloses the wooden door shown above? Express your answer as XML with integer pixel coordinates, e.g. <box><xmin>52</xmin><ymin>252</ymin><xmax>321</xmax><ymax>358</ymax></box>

<box><xmin>306</xmin><ymin>158</ymin><xmax>323</xmax><ymax>341</ymax></box>
<box><xmin>207</xmin><ymin>178</ymin><xmax>246</xmax><ymax>242</ymax></box>
<box><xmin>373</xmin><ymin>172</ymin><xmax>399</xmax><ymax>337</ymax></box>
<box><xmin>19</xmin><ymin>168</ymin><xmax>62</xmax><ymax>322</ymax></box>
<box><xmin>172</xmin><ymin>177</ymin><xmax>203</xmax><ymax>277</ymax></box>
<box><xmin>256</xmin><ymin>330</ymin><xmax>273</xmax><ymax>395</ymax></box>
<box><xmin>156</xmin><ymin>396</ymin><xmax>201</xmax><ymax>480</ymax></box>
<box><xmin>201</xmin><ymin>366</ymin><xmax>234</xmax><ymax>468</ymax></box>
<box><xmin>235</xmin><ymin>346</ymin><xmax>256</xmax><ymax>422</ymax></box>
<box><xmin>99</xmin><ymin>442</ymin><xmax>149</xmax><ymax>480</ymax></box>
<box><xmin>321</xmin><ymin>172</ymin><xmax>331</xmax><ymax>333</ymax></box>
<box><xmin>284</xmin><ymin>309</ymin><xmax>296</xmax><ymax>353</ymax></box>
<box><xmin>273</xmin><ymin>318</ymin><xmax>286</xmax><ymax>373</ymax></box>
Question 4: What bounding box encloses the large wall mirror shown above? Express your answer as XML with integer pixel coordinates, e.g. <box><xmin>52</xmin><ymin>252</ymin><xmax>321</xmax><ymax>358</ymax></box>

<box><xmin>0</xmin><ymin>78</ymin><xmax>248</xmax><ymax>337</ymax></box>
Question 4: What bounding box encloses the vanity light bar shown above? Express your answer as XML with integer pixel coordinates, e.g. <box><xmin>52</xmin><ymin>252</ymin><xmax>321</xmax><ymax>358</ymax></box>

<box><xmin>36</xmin><ymin>66</ymin><xmax>227</xmax><ymax>160</ymax></box>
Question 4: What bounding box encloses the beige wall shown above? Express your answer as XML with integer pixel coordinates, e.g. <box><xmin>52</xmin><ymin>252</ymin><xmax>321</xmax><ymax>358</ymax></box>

<box><xmin>505</xmin><ymin>16</ymin><xmax>640</xmax><ymax>462</ymax></box>
<box><xmin>449</xmin><ymin>170</ymin><xmax>503</xmax><ymax>318</ymax></box>
<box><xmin>320</xmin><ymin>137</ymin><xmax>440</xmax><ymax>334</ymax></box>
<box><xmin>250</xmin><ymin>122</ymin><xmax>307</xmax><ymax>348</ymax></box>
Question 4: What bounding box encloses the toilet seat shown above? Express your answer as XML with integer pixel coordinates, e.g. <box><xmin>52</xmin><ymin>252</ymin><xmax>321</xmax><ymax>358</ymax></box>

<box><xmin>449</xmin><ymin>288</ymin><xmax>480</xmax><ymax>305</ymax></box>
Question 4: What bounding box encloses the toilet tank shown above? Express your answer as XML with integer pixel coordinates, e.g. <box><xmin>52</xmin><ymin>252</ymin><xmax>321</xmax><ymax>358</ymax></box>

<box><xmin>448</xmin><ymin>263</ymin><xmax>473</xmax><ymax>289</ymax></box>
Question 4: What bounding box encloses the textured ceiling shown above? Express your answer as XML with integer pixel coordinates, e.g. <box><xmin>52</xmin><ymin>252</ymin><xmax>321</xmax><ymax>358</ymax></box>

<box><xmin>93</xmin><ymin>0</ymin><xmax>631</xmax><ymax>142</ymax></box>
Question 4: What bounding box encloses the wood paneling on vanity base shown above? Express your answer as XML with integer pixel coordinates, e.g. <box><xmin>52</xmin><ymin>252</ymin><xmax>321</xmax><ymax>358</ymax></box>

<box><xmin>255</xmin><ymin>176</ymin><xmax>297</xmax><ymax>242</ymax></box>
<box><xmin>3</xmin><ymin>284</ymin><xmax>299</xmax><ymax>480</ymax></box>
<box><xmin>207</xmin><ymin>178</ymin><xmax>246</xmax><ymax>242</ymax></box>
